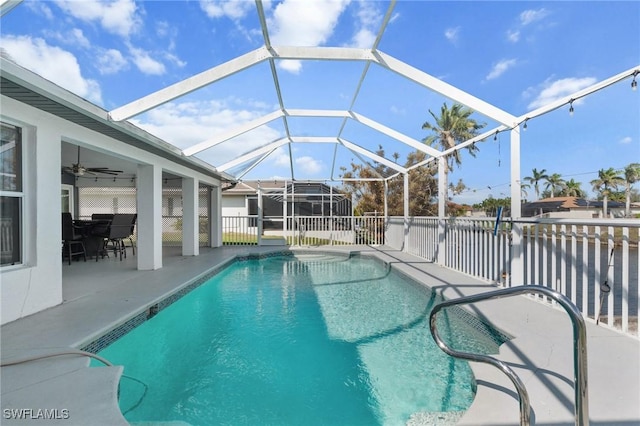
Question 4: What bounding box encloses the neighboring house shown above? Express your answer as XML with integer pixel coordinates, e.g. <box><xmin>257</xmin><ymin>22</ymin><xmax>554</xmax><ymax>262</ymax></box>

<box><xmin>522</xmin><ymin>197</ymin><xmax>628</xmax><ymax>218</ymax></box>
<box><xmin>222</xmin><ymin>180</ymin><xmax>352</xmax><ymax>228</ymax></box>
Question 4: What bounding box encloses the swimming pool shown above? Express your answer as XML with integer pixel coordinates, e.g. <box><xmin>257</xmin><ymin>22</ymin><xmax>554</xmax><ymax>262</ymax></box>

<box><xmin>92</xmin><ymin>253</ymin><xmax>508</xmax><ymax>425</ymax></box>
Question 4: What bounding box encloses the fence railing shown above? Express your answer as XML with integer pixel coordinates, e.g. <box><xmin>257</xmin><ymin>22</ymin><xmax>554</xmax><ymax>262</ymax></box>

<box><xmin>388</xmin><ymin>216</ymin><xmax>639</xmax><ymax>337</ymax></box>
<box><xmin>222</xmin><ymin>215</ymin><xmax>385</xmax><ymax>246</ymax></box>
<box><xmin>514</xmin><ymin>218</ymin><xmax>639</xmax><ymax>335</ymax></box>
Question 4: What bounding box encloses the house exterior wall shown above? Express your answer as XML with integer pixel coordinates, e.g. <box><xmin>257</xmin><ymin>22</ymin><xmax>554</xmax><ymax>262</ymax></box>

<box><xmin>221</xmin><ymin>195</ymin><xmax>247</xmax><ymax>217</ymax></box>
<box><xmin>0</xmin><ymin>95</ymin><xmax>222</xmax><ymax>324</ymax></box>
<box><xmin>2</xmin><ymin>97</ymin><xmax>63</xmax><ymax>324</ymax></box>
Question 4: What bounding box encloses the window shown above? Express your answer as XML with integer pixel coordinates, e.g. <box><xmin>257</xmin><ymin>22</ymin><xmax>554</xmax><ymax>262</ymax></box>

<box><xmin>1</xmin><ymin>123</ymin><xmax>22</xmax><ymax>266</ymax></box>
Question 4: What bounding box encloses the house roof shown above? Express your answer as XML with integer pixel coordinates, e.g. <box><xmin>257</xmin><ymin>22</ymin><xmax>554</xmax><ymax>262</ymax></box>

<box><xmin>524</xmin><ymin>197</ymin><xmax>625</xmax><ymax>210</ymax></box>
<box><xmin>222</xmin><ymin>180</ymin><xmax>349</xmax><ymax>199</ymax></box>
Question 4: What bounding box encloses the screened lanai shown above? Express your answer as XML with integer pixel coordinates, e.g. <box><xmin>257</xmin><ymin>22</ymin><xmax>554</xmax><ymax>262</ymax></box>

<box><xmin>2</xmin><ymin>3</ymin><xmax>640</xmax><ymax>425</ymax></box>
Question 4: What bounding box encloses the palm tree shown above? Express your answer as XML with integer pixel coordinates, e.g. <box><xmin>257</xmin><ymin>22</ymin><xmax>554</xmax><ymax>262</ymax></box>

<box><xmin>590</xmin><ymin>167</ymin><xmax>624</xmax><ymax>218</ymax></box>
<box><xmin>622</xmin><ymin>162</ymin><xmax>640</xmax><ymax>217</ymax></box>
<box><xmin>544</xmin><ymin>173</ymin><xmax>565</xmax><ymax>198</ymax></box>
<box><xmin>520</xmin><ymin>182</ymin><xmax>531</xmax><ymax>200</ymax></box>
<box><xmin>523</xmin><ymin>168</ymin><xmax>548</xmax><ymax>200</ymax></box>
<box><xmin>422</xmin><ymin>103</ymin><xmax>486</xmax><ymax>200</ymax></box>
<box><xmin>561</xmin><ymin>179</ymin><xmax>585</xmax><ymax>198</ymax></box>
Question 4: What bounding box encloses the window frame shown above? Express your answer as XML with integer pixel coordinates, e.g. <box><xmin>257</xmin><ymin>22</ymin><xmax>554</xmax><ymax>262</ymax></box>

<box><xmin>0</xmin><ymin>122</ymin><xmax>24</xmax><ymax>268</ymax></box>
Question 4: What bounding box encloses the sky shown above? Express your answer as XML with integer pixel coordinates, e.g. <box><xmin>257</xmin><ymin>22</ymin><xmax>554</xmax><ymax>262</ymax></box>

<box><xmin>1</xmin><ymin>0</ymin><xmax>639</xmax><ymax>204</ymax></box>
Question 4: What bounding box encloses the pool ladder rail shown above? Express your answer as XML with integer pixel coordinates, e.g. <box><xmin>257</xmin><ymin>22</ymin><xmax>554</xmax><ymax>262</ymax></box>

<box><xmin>429</xmin><ymin>285</ymin><xmax>589</xmax><ymax>426</ymax></box>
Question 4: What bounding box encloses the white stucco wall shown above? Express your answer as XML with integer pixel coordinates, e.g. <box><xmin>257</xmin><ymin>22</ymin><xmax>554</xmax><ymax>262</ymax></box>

<box><xmin>0</xmin><ymin>95</ymin><xmax>222</xmax><ymax>324</ymax></box>
<box><xmin>1</xmin><ymin>100</ymin><xmax>63</xmax><ymax>324</ymax></box>
<box><xmin>221</xmin><ymin>195</ymin><xmax>248</xmax><ymax>217</ymax></box>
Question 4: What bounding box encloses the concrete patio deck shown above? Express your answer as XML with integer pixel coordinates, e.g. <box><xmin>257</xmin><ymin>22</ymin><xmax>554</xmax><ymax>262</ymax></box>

<box><xmin>1</xmin><ymin>245</ymin><xmax>638</xmax><ymax>425</ymax></box>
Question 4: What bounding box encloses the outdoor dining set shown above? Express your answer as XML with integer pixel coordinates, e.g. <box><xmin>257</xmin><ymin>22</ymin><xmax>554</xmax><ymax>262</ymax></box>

<box><xmin>61</xmin><ymin>212</ymin><xmax>137</xmax><ymax>264</ymax></box>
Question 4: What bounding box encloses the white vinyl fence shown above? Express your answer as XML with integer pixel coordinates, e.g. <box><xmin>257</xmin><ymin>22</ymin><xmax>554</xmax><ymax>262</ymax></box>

<box><xmin>222</xmin><ymin>215</ymin><xmax>385</xmax><ymax>246</ymax></box>
<box><xmin>387</xmin><ymin>216</ymin><xmax>639</xmax><ymax>337</ymax></box>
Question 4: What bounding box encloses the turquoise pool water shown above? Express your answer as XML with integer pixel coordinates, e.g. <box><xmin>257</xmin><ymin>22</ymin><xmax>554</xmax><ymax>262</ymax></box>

<box><xmin>95</xmin><ymin>254</ymin><xmax>507</xmax><ymax>425</ymax></box>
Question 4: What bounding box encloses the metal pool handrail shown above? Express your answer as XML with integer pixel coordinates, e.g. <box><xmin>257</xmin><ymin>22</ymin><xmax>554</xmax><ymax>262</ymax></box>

<box><xmin>429</xmin><ymin>285</ymin><xmax>589</xmax><ymax>426</ymax></box>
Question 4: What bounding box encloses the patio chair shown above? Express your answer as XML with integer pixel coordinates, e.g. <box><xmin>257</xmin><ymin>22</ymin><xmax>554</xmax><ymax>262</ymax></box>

<box><xmin>62</xmin><ymin>212</ymin><xmax>86</xmax><ymax>265</ymax></box>
<box><xmin>124</xmin><ymin>213</ymin><xmax>137</xmax><ymax>255</ymax></box>
<box><xmin>91</xmin><ymin>213</ymin><xmax>114</xmax><ymax>222</ymax></box>
<box><xmin>102</xmin><ymin>214</ymin><xmax>136</xmax><ymax>261</ymax></box>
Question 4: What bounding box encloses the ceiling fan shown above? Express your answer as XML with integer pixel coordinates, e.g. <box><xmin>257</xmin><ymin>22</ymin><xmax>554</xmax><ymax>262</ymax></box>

<box><xmin>62</xmin><ymin>146</ymin><xmax>123</xmax><ymax>177</ymax></box>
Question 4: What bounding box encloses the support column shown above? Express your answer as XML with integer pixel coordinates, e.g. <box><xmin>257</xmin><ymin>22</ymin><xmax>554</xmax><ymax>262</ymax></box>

<box><xmin>137</xmin><ymin>164</ymin><xmax>162</xmax><ymax>270</ymax></box>
<box><xmin>403</xmin><ymin>173</ymin><xmax>409</xmax><ymax>252</ymax></box>
<box><xmin>257</xmin><ymin>182</ymin><xmax>263</xmax><ymax>246</ymax></box>
<box><xmin>510</xmin><ymin>127</ymin><xmax>524</xmax><ymax>285</ymax></box>
<box><xmin>329</xmin><ymin>184</ymin><xmax>334</xmax><ymax>245</ymax></box>
<box><xmin>283</xmin><ymin>182</ymin><xmax>288</xmax><ymax>240</ymax></box>
<box><xmin>384</xmin><ymin>179</ymin><xmax>389</xmax><ymax>245</ymax></box>
<box><xmin>182</xmin><ymin>177</ymin><xmax>199</xmax><ymax>256</ymax></box>
<box><xmin>437</xmin><ymin>156</ymin><xmax>447</xmax><ymax>266</ymax></box>
<box><xmin>210</xmin><ymin>185</ymin><xmax>222</xmax><ymax>247</ymax></box>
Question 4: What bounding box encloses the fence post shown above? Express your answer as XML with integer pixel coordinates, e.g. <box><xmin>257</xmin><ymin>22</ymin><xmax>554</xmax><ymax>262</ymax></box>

<box><xmin>437</xmin><ymin>157</ymin><xmax>446</xmax><ymax>266</ymax></box>
<box><xmin>403</xmin><ymin>173</ymin><xmax>409</xmax><ymax>252</ymax></box>
<box><xmin>257</xmin><ymin>182</ymin><xmax>263</xmax><ymax>246</ymax></box>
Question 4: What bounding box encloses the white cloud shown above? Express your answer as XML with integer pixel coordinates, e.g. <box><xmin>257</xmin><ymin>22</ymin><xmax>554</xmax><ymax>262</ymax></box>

<box><xmin>0</xmin><ymin>35</ymin><xmax>102</xmax><ymax>104</ymax></box>
<box><xmin>269</xmin><ymin>0</ymin><xmax>349</xmax><ymax>46</ymax></box>
<box><xmin>520</xmin><ymin>8</ymin><xmax>549</xmax><ymax>26</ymax></box>
<box><xmin>295</xmin><ymin>156</ymin><xmax>323</xmax><ymax>174</ymax></box>
<box><xmin>155</xmin><ymin>20</ymin><xmax>180</xmax><ymax>51</ymax></box>
<box><xmin>506</xmin><ymin>29</ymin><xmax>520</xmax><ymax>43</ymax></box>
<box><xmin>128</xmin><ymin>45</ymin><xmax>166</xmax><ymax>75</ymax></box>
<box><xmin>69</xmin><ymin>28</ymin><xmax>91</xmax><ymax>48</ymax></box>
<box><xmin>268</xmin><ymin>0</ymin><xmax>350</xmax><ymax>73</ymax></box>
<box><xmin>348</xmin><ymin>1</ymin><xmax>382</xmax><ymax>48</ymax></box>
<box><xmin>54</xmin><ymin>0</ymin><xmax>141</xmax><ymax>38</ymax></box>
<box><xmin>46</xmin><ymin>28</ymin><xmax>91</xmax><ymax>48</ymax></box>
<box><xmin>25</xmin><ymin>1</ymin><xmax>54</xmax><ymax>20</ymax></box>
<box><xmin>444</xmin><ymin>26</ymin><xmax>460</xmax><ymax>43</ymax></box>
<box><xmin>278</xmin><ymin>59</ymin><xmax>302</xmax><ymax>74</ymax></box>
<box><xmin>507</xmin><ymin>8</ymin><xmax>550</xmax><ymax>43</ymax></box>
<box><xmin>619</xmin><ymin>136</ymin><xmax>633</xmax><ymax>144</ymax></box>
<box><xmin>199</xmin><ymin>0</ymin><xmax>254</xmax><ymax>20</ymax></box>
<box><xmin>131</xmin><ymin>99</ymin><xmax>281</xmax><ymax>167</ymax></box>
<box><xmin>350</xmin><ymin>28</ymin><xmax>376</xmax><ymax>48</ymax></box>
<box><xmin>526</xmin><ymin>76</ymin><xmax>597</xmax><ymax>109</ymax></box>
<box><xmin>163</xmin><ymin>52</ymin><xmax>187</xmax><ymax>68</ymax></box>
<box><xmin>486</xmin><ymin>58</ymin><xmax>517</xmax><ymax>80</ymax></box>
<box><xmin>97</xmin><ymin>49</ymin><xmax>128</xmax><ymax>74</ymax></box>
<box><xmin>271</xmin><ymin>149</ymin><xmax>292</xmax><ymax>167</ymax></box>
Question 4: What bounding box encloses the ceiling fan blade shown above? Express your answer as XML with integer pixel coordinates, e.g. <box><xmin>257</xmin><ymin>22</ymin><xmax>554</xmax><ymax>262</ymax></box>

<box><xmin>87</xmin><ymin>168</ymin><xmax>123</xmax><ymax>174</ymax></box>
